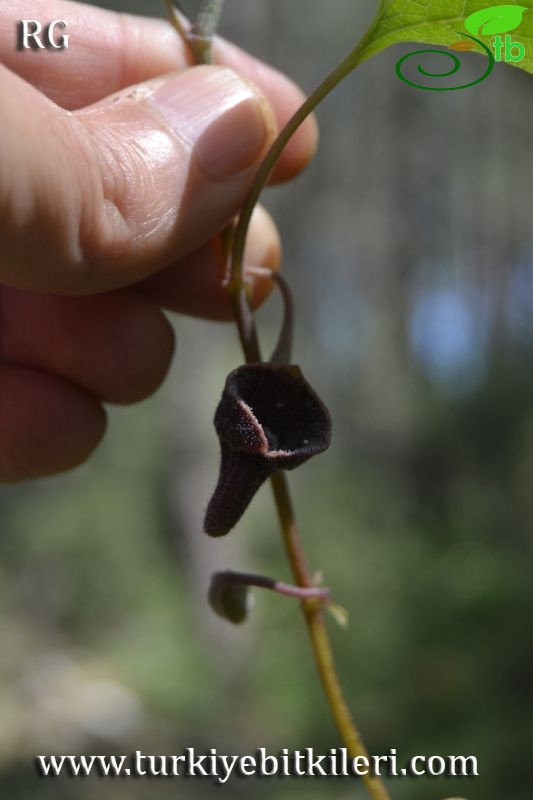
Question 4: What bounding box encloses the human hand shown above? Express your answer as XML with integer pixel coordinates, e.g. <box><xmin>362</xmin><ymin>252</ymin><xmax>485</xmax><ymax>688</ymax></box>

<box><xmin>0</xmin><ymin>0</ymin><xmax>317</xmax><ymax>482</ymax></box>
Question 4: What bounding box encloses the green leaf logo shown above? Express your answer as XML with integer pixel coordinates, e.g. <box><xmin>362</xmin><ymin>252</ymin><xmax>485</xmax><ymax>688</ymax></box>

<box><xmin>465</xmin><ymin>5</ymin><xmax>528</xmax><ymax>36</ymax></box>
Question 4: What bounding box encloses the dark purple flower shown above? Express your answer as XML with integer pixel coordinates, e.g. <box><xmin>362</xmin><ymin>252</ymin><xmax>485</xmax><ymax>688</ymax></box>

<box><xmin>204</xmin><ymin>363</ymin><xmax>332</xmax><ymax>537</ymax></box>
<box><xmin>208</xmin><ymin>572</ymin><xmax>252</xmax><ymax>624</ymax></box>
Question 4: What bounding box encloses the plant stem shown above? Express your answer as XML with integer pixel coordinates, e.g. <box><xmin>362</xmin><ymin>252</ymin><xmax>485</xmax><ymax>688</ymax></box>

<box><xmin>228</xmin><ymin>18</ymin><xmax>379</xmax><ymax>361</ymax></box>
<box><xmin>229</xmin><ymin>17</ymin><xmax>378</xmax><ymax>298</ymax></box>
<box><xmin>164</xmin><ymin>0</ymin><xmax>188</xmax><ymax>40</ymax></box>
<box><xmin>270</xmin><ymin>472</ymin><xmax>391</xmax><ymax>800</ymax></box>
<box><xmin>189</xmin><ymin>0</ymin><xmax>225</xmax><ymax>38</ymax></box>
<box><xmin>227</xmin><ymin>14</ymin><xmax>391</xmax><ymax>798</ymax></box>
<box><xmin>237</xmin><ymin>87</ymin><xmax>389</xmax><ymax>800</ymax></box>
<box><xmin>165</xmin><ymin>0</ymin><xmax>225</xmax><ymax>64</ymax></box>
<box><xmin>164</xmin><ymin>4</ymin><xmax>390</xmax><ymax>796</ymax></box>
<box><xmin>190</xmin><ymin>0</ymin><xmax>225</xmax><ymax>63</ymax></box>
<box><xmin>247</xmin><ymin>266</ymin><xmax>294</xmax><ymax>363</ymax></box>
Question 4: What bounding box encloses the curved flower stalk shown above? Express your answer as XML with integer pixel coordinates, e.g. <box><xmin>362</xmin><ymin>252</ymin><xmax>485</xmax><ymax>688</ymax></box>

<box><xmin>208</xmin><ymin>570</ymin><xmax>331</xmax><ymax>624</ymax></box>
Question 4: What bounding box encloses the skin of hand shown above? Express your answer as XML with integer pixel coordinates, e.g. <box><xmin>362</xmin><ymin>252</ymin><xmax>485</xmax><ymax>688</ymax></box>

<box><xmin>0</xmin><ymin>0</ymin><xmax>318</xmax><ymax>482</ymax></box>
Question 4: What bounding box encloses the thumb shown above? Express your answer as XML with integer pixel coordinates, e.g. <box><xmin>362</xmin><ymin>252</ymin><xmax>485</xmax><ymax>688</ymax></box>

<box><xmin>0</xmin><ymin>63</ymin><xmax>277</xmax><ymax>294</ymax></box>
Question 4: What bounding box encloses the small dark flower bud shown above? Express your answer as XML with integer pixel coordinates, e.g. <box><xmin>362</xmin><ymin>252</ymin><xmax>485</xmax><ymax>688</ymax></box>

<box><xmin>204</xmin><ymin>363</ymin><xmax>332</xmax><ymax>537</ymax></box>
<box><xmin>208</xmin><ymin>572</ymin><xmax>252</xmax><ymax>624</ymax></box>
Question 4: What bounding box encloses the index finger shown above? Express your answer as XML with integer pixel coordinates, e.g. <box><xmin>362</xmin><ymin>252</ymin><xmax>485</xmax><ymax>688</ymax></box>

<box><xmin>0</xmin><ymin>0</ymin><xmax>318</xmax><ymax>183</ymax></box>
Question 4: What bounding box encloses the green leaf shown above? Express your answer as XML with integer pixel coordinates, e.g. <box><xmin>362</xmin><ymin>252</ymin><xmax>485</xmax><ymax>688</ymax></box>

<box><xmin>357</xmin><ymin>0</ymin><xmax>533</xmax><ymax>76</ymax></box>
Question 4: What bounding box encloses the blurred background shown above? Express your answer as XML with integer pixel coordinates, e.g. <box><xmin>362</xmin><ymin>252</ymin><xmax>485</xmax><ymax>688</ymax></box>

<box><xmin>1</xmin><ymin>1</ymin><xmax>533</xmax><ymax>798</ymax></box>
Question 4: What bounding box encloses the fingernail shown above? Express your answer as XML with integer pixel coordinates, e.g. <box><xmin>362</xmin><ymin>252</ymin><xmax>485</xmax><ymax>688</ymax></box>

<box><xmin>152</xmin><ymin>66</ymin><xmax>274</xmax><ymax>182</ymax></box>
